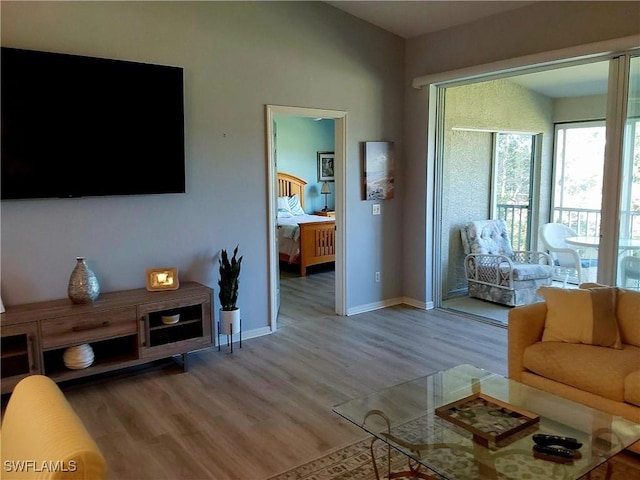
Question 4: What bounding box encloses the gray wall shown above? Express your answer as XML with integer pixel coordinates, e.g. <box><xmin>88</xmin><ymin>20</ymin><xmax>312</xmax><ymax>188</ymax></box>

<box><xmin>403</xmin><ymin>1</ymin><xmax>640</xmax><ymax>306</ymax></box>
<box><xmin>0</xmin><ymin>2</ymin><xmax>405</xmax><ymax>330</ymax></box>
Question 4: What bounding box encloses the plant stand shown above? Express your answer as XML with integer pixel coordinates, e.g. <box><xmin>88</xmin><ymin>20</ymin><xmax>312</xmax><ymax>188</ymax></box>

<box><xmin>218</xmin><ymin>317</ymin><xmax>242</xmax><ymax>353</ymax></box>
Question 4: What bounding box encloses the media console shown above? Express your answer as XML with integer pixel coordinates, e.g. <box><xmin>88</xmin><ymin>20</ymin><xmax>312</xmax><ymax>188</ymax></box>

<box><xmin>0</xmin><ymin>282</ymin><xmax>213</xmax><ymax>394</ymax></box>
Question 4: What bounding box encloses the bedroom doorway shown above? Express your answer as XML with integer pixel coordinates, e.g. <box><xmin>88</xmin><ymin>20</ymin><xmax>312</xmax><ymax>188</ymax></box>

<box><xmin>265</xmin><ymin>105</ymin><xmax>347</xmax><ymax>331</ymax></box>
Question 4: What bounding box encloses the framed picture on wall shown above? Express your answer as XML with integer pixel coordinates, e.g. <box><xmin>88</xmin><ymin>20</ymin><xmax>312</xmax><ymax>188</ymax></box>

<box><xmin>317</xmin><ymin>151</ymin><xmax>335</xmax><ymax>182</ymax></box>
<box><xmin>363</xmin><ymin>141</ymin><xmax>394</xmax><ymax>200</ymax></box>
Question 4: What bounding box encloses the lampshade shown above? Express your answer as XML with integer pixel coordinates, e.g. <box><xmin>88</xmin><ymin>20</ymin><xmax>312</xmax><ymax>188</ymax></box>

<box><xmin>321</xmin><ymin>182</ymin><xmax>331</xmax><ymax>194</ymax></box>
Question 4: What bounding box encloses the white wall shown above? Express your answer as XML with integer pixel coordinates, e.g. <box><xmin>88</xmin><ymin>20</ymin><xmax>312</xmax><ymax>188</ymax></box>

<box><xmin>554</xmin><ymin>95</ymin><xmax>607</xmax><ymax>123</ymax></box>
<box><xmin>0</xmin><ymin>2</ymin><xmax>405</xmax><ymax>330</ymax></box>
<box><xmin>403</xmin><ymin>1</ymin><xmax>640</xmax><ymax>307</ymax></box>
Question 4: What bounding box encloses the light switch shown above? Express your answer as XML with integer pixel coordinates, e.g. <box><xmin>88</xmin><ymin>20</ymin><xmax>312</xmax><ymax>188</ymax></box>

<box><xmin>373</xmin><ymin>204</ymin><xmax>381</xmax><ymax>215</ymax></box>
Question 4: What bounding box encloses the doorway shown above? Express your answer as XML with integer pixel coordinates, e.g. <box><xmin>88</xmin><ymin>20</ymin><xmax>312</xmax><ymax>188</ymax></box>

<box><xmin>265</xmin><ymin>105</ymin><xmax>347</xmax><ymax>331</ymax></box>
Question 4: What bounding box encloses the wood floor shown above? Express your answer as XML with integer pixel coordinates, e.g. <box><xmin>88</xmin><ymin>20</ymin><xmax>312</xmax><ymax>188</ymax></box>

<box><xmin>55</xmin><ymin>270</ymin><xmax>507</xmax><ymax>479</ymax></box>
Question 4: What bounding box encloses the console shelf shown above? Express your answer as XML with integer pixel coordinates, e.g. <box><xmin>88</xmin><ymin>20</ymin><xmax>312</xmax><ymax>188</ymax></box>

<box><xmin>1</xmin><ymin>282</ymin><xmax>213</xmax><ymax>394</ymax></box>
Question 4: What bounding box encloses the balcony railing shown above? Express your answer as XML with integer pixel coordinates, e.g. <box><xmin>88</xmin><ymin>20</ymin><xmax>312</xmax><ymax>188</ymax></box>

<box><xmin>497</xmin><ymin>204</ymin><xmax>640</xmax><ymax>251</ymax></box>
<box><xmin>497</xmin><ymin>204</ymin><xmax>529</xmax><ymax>251</ymax></box>
<box><xmin>552</xmin><ymin>207</ymin><xmax>601</xmax><ymax>237</ymax></box>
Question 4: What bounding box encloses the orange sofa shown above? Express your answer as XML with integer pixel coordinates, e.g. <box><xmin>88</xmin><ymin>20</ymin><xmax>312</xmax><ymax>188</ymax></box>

<box><xmin>508</xmin><ymin>286</ymin><xmax>640</xmax><ymax>454</ymax></box>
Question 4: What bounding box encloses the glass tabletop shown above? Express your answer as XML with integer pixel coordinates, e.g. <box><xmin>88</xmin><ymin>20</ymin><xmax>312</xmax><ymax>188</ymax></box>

<box><xmin>333</xmin><ymin>364</ymin><xmax>640</xmax><ymax>480</ymax></box>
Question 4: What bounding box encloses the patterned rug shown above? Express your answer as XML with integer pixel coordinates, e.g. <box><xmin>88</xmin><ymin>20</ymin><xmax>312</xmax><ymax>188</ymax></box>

<box><xmin>267</xmin><ymin>437</ymin><xmax>640</xmax><ymax>480</ymax></box>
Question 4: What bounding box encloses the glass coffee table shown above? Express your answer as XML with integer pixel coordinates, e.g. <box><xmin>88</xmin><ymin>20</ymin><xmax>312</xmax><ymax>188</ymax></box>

<box><xmin>333</xmin><ymin>364</ymin><xmax>640</xmax><ymax>480</ymax></box>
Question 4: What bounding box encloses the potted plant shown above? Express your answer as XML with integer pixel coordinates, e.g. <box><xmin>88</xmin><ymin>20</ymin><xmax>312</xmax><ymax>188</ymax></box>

<box><xmin>218</xmin><ymin>245</ymin><xmax>243</xmax><ymax>335</ymax></box>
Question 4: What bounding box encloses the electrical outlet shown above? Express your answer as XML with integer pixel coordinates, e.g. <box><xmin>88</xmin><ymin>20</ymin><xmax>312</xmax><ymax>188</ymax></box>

<box><xmin>373</xmin><ymin>204</ymin><xmax>381</xmax><ymax>215</ymax></box>
<box><xmin>375</xmin><ymin>271</ymin><xmax>381</xmax><ymax>282</ymax></box>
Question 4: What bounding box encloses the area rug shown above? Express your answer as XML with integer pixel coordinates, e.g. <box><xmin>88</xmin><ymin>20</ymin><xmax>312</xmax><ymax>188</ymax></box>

<box><xmin>267</xmin><ymin>436</ymin><xmax>640</xmax><ymax>480</ymax></box>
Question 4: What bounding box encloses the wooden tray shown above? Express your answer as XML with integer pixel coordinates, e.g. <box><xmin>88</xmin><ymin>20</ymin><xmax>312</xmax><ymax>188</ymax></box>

<box><xmin>435</xmin><ymin>393</ymin><xmax>540</xmax><ymax>446</ymax></box>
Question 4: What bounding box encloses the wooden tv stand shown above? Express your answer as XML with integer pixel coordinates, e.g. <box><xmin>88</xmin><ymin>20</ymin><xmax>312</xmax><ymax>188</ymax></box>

<box><xmin>0</xmin><ymin>282</ymin><xmax>213</xmax><ymax>394</ymax></box>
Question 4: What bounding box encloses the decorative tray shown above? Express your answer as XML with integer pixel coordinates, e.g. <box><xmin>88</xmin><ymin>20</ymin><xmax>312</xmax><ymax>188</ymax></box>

<box><xmin>435</xmin><ymin>393</ymin><xmax>540</xmax><ymax>446</ymax></box>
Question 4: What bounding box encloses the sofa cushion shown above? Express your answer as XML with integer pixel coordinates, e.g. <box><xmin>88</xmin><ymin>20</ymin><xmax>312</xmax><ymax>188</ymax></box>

<box><xmin>507</xmin><ymin>263</ymin><xmax>554</xmax><ymax>281</ymax></box>
<box><xmin>538</xmin><ymin>286</ymin><xmax>621</xmax><ymax>348</ymax></box>
<box><xmin>625</xmin><ymin>370</ymin><xmax>640</xmax><ymax>407</ymax></box>
<box><xmin>580</xmin><ymin>284</ymin><xmax>640</xmax><ymax>347</ymax></box>
<box><xmin>522</xmin><ymin>342</ymin><xmax>640</xmax><ymax>402</ymax></box>
<box><xmin>617</xmin><ymin>288</ymin><xmax>640</xmax><ymax>347</ymax></box>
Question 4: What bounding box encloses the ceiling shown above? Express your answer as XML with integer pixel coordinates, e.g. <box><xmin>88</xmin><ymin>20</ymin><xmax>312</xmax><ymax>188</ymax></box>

<box><xmin>325</xmin><ymin>1</ymin><xmax>609</xmax><ymax>98</ymax></box>
<box><xmin>325</xmin><ymin>1</ymin><xmax>535</xmax><ymax>39</ymax></box>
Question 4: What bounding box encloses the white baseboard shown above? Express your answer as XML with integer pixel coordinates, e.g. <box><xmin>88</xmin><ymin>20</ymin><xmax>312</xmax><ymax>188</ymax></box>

<box><xmin>242</xmin><ymin>301</ymin><xmax>436</xmax><ymax>337</ymax></box>
<box><xmin>345</xmin><ymin>297</ymin><xmax>436</xmax><ymax>315</ymax></box>
<box><xmin>401</xmin><ymin>297</ymin><xmax>434</xmax><ymax>310</ymax></box>
<box><xmin>347</xmin><ymin>297</ymin><xmax>404</xmax><ymax>315</ymax></box>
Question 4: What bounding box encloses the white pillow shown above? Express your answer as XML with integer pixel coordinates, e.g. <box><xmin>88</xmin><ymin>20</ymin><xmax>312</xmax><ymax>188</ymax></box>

<box><xmin>288</xmin><ymin>194</ymin><xmax>305</xmax><ymax>216</ymax></box>
<box><xmin>277</xmin><ymin>197</ymin><xmax>293</xmax><ymax>217</ymax></box>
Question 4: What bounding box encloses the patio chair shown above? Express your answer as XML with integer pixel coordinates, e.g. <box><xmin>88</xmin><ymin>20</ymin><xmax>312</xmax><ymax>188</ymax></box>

<box><xmin>538</xmin><ymin>223</ymin><xmax>598</xmax><ymax>287</ymax></box>
<box><xmin>621</xmin><ymin>255</ymin><xmax>640</xmax><ymax>290</ymax></box>
<box><xmin>460</xmin><ymin>219</ymin><xmax>554</xmax><ymax>307</ymax></box>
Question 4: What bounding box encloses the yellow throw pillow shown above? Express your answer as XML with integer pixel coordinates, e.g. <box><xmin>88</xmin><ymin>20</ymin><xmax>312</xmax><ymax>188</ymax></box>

<box><xmin>617</xmin><ymin>288</ymin><xmax>640</xmax><ymax>347</ymax></box>
<box><xmin>539</xmin><ymin>286</ymin><xmax>622</xmax><ymax>349</ymax></box>
<box><xmin>581</xmin><ymin>283</ymin><xmax>640</xmax><ymax>347</ymax></box>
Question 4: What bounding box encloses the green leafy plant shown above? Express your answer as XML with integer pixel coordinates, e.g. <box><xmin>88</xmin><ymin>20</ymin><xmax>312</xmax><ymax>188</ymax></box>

<box><xmin>218</xmin><ymin>245</ymin><xmax>243</xmax><ymax>311</ymax></box>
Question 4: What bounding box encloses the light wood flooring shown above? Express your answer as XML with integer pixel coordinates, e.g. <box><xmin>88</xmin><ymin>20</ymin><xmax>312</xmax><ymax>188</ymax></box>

<box><xmin>44</xmin><ymin>270</ymin><xmax>507</xmax><ymax>479</ymax></box>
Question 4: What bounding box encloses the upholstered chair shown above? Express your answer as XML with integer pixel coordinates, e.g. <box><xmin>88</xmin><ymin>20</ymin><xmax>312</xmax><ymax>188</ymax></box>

<box><xmin>461</xmin><ymin>219</ymin><xmax>554</xmax><ymax>307</ymax></box>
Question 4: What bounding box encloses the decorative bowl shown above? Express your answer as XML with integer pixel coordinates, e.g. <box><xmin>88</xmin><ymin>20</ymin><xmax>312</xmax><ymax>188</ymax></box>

<box><xmin>161</xmin><ymin>313</ymin><xmax>180</xmax><ymax>325</ymax></box>
<box><xmin>63</xmin><ymin>343</ymin><xmax>94</xmax><ymax>370</ymax></box>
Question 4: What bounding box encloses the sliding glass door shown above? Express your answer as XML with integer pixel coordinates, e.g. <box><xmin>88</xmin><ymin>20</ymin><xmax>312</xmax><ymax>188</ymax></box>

<box><xmin>437</xmin><ymin>51</ymin><xmax>640</xmax><ymax>320</ymax></box>
<box><xmin>550</xmin><ymin>121</ymin><xmax>605</xmax><ymax>284</ymax></box>
<box><xmin>617</xmin><ymin>56</ymin><xmax>640</xmax><ymax>289</ymax></box>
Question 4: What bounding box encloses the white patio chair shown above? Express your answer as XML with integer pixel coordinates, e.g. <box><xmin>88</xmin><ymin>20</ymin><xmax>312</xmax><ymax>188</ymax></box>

<box><xmin>538</xmin><ymin>223</ymin><xmax>597</xmax><ymax>287</ymax></box>
<box><xmin>621</xmin><ymin>255</ymin><xmax>640</xmax><ymax>290</ymax></box>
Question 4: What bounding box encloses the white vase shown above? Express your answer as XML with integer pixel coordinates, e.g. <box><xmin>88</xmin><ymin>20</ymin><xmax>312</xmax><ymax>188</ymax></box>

<box><xmin>219</xmin><ymin>309</ymin><xmax>241</xmax><ymax>335</ymax></box>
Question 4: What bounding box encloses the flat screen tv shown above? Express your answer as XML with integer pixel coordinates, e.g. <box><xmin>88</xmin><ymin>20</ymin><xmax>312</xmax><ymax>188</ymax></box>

<box><xmin>1</xmin><ymin>47</ymin><xmax>185</xmax><ymax>200</ymax></box>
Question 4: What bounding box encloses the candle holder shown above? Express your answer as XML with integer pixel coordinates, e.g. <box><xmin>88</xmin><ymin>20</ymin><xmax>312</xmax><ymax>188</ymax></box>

<box><xmin>146</xmin><ymin>267</ymin><xmax>179</xmax><ymax>291</ymax></box>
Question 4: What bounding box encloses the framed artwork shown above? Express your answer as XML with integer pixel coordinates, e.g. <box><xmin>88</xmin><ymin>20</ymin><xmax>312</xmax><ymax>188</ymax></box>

<box><xmin>364</xmin><ymin>141</ymin><xmax>394</xmax><ymax>200</ymax></box>
<box><xmin>146</xmin><ymin>267</ymin><xmax>179</xmax><ymax>291</ymax></box>
<box><xmin>317</xmin><ymin>151</ymin><xmax>335</xmax><ymax>182</ymax></box>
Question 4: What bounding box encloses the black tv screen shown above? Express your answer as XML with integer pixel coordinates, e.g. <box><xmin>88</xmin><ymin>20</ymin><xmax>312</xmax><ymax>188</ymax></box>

<box><xmin>1</xmin><ymin>47</ymin><xmax>185</xmax><ymax>200</ymax></box>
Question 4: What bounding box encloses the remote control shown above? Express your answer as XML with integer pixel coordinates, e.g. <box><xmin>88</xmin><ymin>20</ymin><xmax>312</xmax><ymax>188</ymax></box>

<box><xmin>533</xmin><ymin>444</ymin><xmax>578</xmax><ymax>459</ymax></box>
<box><xmin>533</xmin><ymin>434</ymin><xmax>582</xmax><ymax>450</ymax></box>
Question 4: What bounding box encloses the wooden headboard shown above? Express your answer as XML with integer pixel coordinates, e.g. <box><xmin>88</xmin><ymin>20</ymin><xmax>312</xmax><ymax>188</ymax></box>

<box><xmin>277</xmin><ymin>172</ymin><xmax>307</xmax><ymax>209</ymax></box>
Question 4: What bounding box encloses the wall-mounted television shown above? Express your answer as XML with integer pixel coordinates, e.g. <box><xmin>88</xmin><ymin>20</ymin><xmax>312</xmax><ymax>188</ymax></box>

<box><xmin>1</xmin><ymin>47</ymin><xmax>185</xmax><ymax>200</ymax></box>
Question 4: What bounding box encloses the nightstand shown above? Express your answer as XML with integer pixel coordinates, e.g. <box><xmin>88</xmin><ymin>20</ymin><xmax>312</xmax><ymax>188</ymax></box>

<box><xmin>314</xmin><ymin>210</ymin><xmax>335</xmax><ymax>217</ymax></box>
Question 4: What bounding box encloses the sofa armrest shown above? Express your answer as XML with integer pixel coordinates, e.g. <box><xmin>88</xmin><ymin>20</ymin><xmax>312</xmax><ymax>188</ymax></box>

<box><xmin>508</xmin><ymin>302</ymin><xmax>547</xmax><ymax>381</ymax></box>
<box><xmin>1</xmin><ymin>375</ymin><xmax>106</xmax><ymax>480</ymax></box>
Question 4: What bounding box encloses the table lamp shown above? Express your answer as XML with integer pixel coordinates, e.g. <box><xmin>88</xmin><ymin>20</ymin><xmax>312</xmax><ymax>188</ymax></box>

<box><xmin>321</xmin><ymin>182</ymin><xmax>331</xmax><ymax>212</ymax></box>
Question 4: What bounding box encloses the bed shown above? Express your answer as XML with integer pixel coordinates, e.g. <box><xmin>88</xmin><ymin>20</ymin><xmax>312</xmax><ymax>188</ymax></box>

<box><xmin>277</xmin><ymin>172</ymin><xmax>336</xmax><ymax>276</ymax></box>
